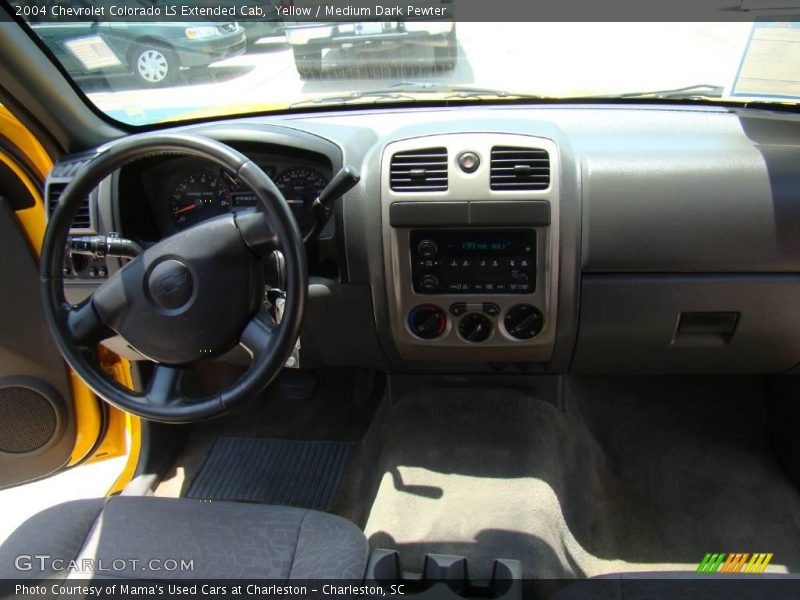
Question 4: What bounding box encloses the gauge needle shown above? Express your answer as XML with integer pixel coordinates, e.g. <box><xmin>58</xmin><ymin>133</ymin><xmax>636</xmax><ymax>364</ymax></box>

<box><xmin>174</xmin><ymin>204</ymin><xmax>197</xmax><ymax>215</ymax></box>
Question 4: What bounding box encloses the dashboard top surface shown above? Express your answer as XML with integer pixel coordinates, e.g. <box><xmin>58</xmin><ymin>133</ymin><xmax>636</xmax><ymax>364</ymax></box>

<box><xmin>46</xmin><ymin>102</ymin><xmax>800</xmax><ymax>373</ymax></box>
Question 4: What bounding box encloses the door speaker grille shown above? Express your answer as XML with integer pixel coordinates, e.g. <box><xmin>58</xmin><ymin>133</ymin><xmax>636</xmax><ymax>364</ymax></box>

<box><xmin>0</xmin><ymin>386</ymin><xmax>57</xmax><ymax>454</ymax></box>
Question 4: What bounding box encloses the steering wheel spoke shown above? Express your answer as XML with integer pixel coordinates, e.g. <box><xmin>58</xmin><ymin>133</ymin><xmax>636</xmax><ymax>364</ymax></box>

<box><xmin>66</xmin><ymin>299</ymin><xmax>114</xmax><ymax>346</ymax></box>
<box><xmin>239</xmin><ymin>311</ymin><xmax>278</xmax><ymax>358</ymax></box>
<box><xmin>146</xmin><ymin>364</ymin><xmax>185</xmax><ymax>406</ymax></box>
<box><xmin>234</xmin><ymin>209</ymin><xmax>280</xmax><ymax>257</ymax></box>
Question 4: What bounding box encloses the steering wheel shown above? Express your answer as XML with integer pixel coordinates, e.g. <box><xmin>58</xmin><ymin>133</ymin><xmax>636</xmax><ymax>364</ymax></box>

<box><xmin>40</xmin><ymin>134</ymin><xmax>307</xmax><ymax>423</ymax></box>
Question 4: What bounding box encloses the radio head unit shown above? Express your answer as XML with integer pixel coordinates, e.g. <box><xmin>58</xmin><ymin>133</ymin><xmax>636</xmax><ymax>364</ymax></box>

<box><xmin>410</xmin><ymin>230</ymin><xmax>536</xmax><ymax>294</ymax></box>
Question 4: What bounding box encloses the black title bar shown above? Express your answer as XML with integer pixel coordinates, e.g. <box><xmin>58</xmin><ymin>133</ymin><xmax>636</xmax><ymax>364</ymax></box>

<box><xmin>4</xmin><ymin>0</ymin><xmax>800</xmax><ymax>23</ymax></box>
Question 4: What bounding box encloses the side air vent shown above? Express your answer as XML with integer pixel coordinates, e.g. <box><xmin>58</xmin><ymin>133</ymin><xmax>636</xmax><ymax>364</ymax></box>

<box><xmin>490</xmin><ymin>146</ymin><xmax>550</xmax><ymax>191</ymax></box>
<box><xmin>47</xmin><ymin>182</ymin><xmax>92</xmax><ymax>230</ymax></box>
<box><xmin>390</xmin><ymin>147</ymin><xmax>448</xmax><ymax>192</ymax></box>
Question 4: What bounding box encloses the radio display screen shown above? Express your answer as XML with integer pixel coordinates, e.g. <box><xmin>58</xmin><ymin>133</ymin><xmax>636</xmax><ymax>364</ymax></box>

<box><xmin>437</xmin><ymin>231</ymin><xmax>534</xmax><ymax>257</ymax></box>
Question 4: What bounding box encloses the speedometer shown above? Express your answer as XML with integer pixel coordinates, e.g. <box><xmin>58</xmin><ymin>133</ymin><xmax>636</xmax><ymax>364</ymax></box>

<box><xmin>274</xmin><ymin>167</ymin><xmax>329</xmax><ymax>235</ymax></box>
<box><xmin>170</xmin><ymin>171</ymin><xmax>232</xmax><ymax>229</ymax></box>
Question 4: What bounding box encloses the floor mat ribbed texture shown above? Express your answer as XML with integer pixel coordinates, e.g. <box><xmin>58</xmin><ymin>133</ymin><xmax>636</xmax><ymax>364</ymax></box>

<box><xmin>187</xmin><ymin>438</ymin><xmax>351</xmax><ymax>511</ymax></box>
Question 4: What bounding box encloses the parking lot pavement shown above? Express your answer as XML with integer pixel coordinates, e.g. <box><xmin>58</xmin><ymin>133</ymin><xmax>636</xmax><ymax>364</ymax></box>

<box><xmin>88</xmin><ymin>23</ymin><xmax>754</xmax><ymax>123</ymax></box>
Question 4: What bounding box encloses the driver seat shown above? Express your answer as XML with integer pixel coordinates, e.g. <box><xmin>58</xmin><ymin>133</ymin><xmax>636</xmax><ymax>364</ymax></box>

<box><xmin>0</xmin><ymin>496</ymin><xmax>369</xmax><ymax>579</ymax></box>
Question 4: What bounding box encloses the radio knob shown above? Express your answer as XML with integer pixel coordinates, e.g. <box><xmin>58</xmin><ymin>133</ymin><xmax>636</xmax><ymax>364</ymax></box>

<box><xmin>416</xmin><ymin>239</ymin><xmax>438</xmax><ymax>258</ymax></box>
<box><xmin>419</xmin><ymin>274</ymin><xmax>439</xmax><ymax>291</ymax></box>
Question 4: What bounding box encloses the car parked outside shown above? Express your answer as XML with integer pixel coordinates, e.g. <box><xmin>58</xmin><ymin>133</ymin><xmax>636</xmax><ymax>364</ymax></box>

<box><xmin>31</xmin><ymin>18</ymin><xmax>245</xmax><ymax>86</ymax></box>
<box><xmin>283</xmin><ymin>2</ymin><xmax>456</xmax><ymax>78</ymax></box>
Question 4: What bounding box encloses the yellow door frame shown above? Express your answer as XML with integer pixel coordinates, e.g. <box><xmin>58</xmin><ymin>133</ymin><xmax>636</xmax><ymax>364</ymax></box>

<box><xmin>1</xmin><ymin>105</ymin><xmax>140</xmax><ymax>492</ymax></box>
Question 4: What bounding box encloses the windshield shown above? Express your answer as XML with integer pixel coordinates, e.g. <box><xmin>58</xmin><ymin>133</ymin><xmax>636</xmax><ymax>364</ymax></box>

<box><xmin>12</xmin><ymin>5</ymin><xmax>800</xmax><ymax>125</ymax></box>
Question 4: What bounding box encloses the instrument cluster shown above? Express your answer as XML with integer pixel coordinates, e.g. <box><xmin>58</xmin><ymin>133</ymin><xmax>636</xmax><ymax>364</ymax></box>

<box><xmin>140</xmin><ymin>154</ymin><xmax>332</xmax><ymax>237</ymax></box>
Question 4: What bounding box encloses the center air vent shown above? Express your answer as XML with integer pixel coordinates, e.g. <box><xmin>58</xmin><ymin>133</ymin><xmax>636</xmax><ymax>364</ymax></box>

<box><xmin>490</xmin><ymin>146</ymin><xmax>550</xmax><ymax>191</ymax></box>
<box><xmin>390</xmin><ymin>147</ymin><xmax>448</xmax><ymax>192</ymax></box>
<box><xmin>47</xmin><ymin>182</ymin><xmax>92</xmax><ymax>231</ymax></box>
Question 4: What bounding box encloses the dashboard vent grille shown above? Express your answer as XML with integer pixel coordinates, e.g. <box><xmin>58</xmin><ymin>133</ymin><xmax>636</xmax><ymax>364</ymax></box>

<box><xmin>47</xmin><ymin>183</ymin><xmax>92</xmax><ymax>230</ymax></box>
<box><xmin>390</xmin><ymin>147</ymin><xmax>448</xmax><ymax>192</ymax></box>
<box><xmin>490</xmin><ymin>146</ymin><xmax>550</xmax><ymax>191</ymax></box>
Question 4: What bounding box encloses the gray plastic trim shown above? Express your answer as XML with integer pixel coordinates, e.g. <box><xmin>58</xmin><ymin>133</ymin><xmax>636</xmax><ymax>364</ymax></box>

<box><xmin>573</xmin><ymin>274</ymin><xmax>800</xmax><ymax>373</ymax></box>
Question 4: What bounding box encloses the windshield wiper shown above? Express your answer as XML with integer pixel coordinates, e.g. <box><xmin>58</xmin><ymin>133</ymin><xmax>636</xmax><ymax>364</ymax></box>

<box><xmin>386</xmin><ymin>81</ymin><xmax>518</xmax><ymax>98</ymax></box>
<box><xmin>289</xmin><ymin>81</ymin><xmax>526</xmax><ymax>108</ymax></box>
<box><xmin>290</xmin><ymin>89</ymin><xmax>418</xmax><ymax>108</ymax></box>
<box><xmin>614</xmin><ymin>84</ymin><xmax>725</xmax><ymax>100</ymax></box>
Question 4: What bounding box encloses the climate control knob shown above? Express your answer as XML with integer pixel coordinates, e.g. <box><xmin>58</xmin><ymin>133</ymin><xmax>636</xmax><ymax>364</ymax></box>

<box><xmin>408</xmin><ymin>305</ymin><xmax>447</xmax><ymax>340</ymax></box>
<box><xmin>504</xmin><ymin>304</ymin><xmax>544</xmax><ymax>340</ymax></box>
<box><xmin>458</xmin><ymin>313</ymin><xmax>493</xmax><ymax>343</ymax></box>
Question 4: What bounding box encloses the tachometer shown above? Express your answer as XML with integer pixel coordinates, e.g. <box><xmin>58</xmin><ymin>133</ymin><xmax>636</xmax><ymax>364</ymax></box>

<box><xmin>274</xmin><ymin>167</ymin><xmax>329</xmax><ymax>234</ymax></box>
<box><xmin>170</xmin><ymin>171</ymin><xmax>232</xmax><ymax>229</ymax></box>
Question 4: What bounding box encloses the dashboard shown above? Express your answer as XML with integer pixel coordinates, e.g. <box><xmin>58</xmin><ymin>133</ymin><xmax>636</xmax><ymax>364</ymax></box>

<box><xmin>45</xmin><ymin>105</ymin><xmax>800</xmax><ymax>375</ymax></box>
<box><xmin>126</xmin><ymin>150</ymin><xmax>332</xmax><ymax>240</ymax></box>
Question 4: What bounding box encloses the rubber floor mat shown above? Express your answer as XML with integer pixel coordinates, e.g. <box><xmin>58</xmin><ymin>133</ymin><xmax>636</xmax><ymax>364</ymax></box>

<box><xmin>187</xmin><ymin>438</ymin><xmax>351</xmax><ymax>511</ymax></box>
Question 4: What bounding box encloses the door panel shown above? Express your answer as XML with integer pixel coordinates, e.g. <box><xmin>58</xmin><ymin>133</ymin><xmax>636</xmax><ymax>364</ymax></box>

<box><xmin>0</xmin><ymin>195</ymin><xmax>76</xmax><ymax>487</ymax></box>
<box><xmin>0</xmin><ymin>107</ymin><xmax>111</xmax><ymax>487</ymax></box>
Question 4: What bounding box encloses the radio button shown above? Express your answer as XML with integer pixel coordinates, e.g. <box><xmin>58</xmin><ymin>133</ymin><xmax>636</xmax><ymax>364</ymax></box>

<box><xmin>414</xmin><ymin>258</ymin><xmax>439</xmax><ymax>269</ymax></box>
<box><xmin>448</xmin><ymin>282</ymin><xmax>470</xmax><ymax>292</ymax></box>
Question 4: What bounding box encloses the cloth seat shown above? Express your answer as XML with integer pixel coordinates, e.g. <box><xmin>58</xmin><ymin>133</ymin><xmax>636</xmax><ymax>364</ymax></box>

<box><xmin>0</xmin><ymin>496</ymin><xmax>368</xmax><ymax>579</ymax></box>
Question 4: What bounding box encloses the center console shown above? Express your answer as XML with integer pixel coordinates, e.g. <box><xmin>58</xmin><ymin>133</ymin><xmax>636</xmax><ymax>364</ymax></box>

<box><xmin>381</xmin><ymin>133</ymin><xmax>560</xmax><ymax>362</ymax></box>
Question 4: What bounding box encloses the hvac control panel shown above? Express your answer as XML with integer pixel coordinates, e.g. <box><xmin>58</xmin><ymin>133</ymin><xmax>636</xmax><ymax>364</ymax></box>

<box><xmin>410</xmin><ymin>230</ymin><xmax>536</xmax><ymax>294</ymax></box>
